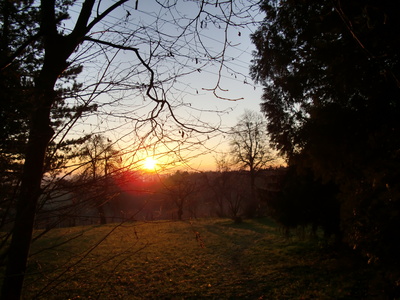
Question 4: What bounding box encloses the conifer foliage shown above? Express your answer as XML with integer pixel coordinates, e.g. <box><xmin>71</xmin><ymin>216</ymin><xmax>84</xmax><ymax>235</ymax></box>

<box><xmin>251</xmin><ymin>0</ymin><xmax>400</xmax><ymax>277</ymax></box>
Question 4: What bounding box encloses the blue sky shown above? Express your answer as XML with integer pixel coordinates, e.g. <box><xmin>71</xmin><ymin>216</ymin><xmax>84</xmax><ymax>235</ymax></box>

<box><xmin>61</xmin><ymin>0</ymin><xmax>267</xmax><ymax>171</ymax></box>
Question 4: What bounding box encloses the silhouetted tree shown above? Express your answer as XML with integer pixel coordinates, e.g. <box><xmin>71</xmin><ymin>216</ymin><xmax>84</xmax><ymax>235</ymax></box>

<box><xmin>0</xmin><ymin>2</ymin><xmax>129</xmax><ymax>296</ymax></box>
<box><xmin>0</xmin><ymin>0</ymin><xmax>92</xmax><ymax>232</ymax></box>
<box><xmin>77</xmin><ymin>135</ymin><xmax>120</xmax><ymax>224</ymax></box>
<box><xmin>224</xmin><ymin>172</ymin><xmax>249</xmax><ymax>223</ymax></box>
<box><xmin>163</xmin><ymin>171</ymin><xmax>198</xmax><ymax>220</ymax></box>
<box><xmin>206</xmin><ymin>156</ymin><xmax>233</xmax><ymax>217</ymax></box>
<box><xmin>251</xmin><ymin>0</ymin><xmax>400</xmax><ymax>277</ymax></box>
<box><xmin>266</xmin><ymin>166</ymin><xmax>340</xmax><ymax>238</ymax></box>
<box><xmin>229</xmin><ymin>110</ymin><xmax>275</xmax><ymax>217</ymax></box>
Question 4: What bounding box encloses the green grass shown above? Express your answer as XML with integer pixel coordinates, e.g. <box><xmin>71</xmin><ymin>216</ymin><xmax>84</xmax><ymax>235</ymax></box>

<box><xmin>2</xmin><ymin>218</ymin><xmax>376</xmax><ymax>299</ymax></box>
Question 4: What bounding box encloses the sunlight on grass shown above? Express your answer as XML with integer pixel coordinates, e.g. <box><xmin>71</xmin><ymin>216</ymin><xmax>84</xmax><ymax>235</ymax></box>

<box><xmin>5</xmin><ymin>218</ymin><xmax>374</xmax><ymax>299</ymax></box>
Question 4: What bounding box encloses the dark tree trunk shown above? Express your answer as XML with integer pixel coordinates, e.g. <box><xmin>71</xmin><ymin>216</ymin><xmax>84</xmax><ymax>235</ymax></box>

<box><xmin>1</xmin><ymin>91</ymin><xmax>54</xmax><ymax>300</ymax></box>
<box><xmin>177</xmin><ymin>206</ymin><xmax>183</xmax><ymax>220</ymax></box>
<box><xmin>97</xmin><ymin>204</ymin><xmax>107</xmax><ymax>225</ymax></box>
<box><xmin>0</xmin><ymin>1</ymin><xmax>125</xmax><ymax>297</ymax></box>
<box><xmin>245</xmin><ymin>169</ymin><xmax>258</xmax><ymax>218</ymax></box>
<box><xmin>1</xmin><ymin>14</ymin><xmax>74</xmax><ymax>300</ymax></box>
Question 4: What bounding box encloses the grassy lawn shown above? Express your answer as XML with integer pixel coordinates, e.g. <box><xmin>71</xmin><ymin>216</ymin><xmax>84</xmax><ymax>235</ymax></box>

<box><xmin>2</xmin><ymin>218</ymin><xmax>378</xmax><ymax>299</ymax></box>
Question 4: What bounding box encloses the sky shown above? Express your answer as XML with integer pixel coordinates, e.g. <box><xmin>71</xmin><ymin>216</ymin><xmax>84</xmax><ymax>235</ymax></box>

<box><xmin>63</xmin><ymin>0</ymin><xmax>268</xmax><ymax>172</ymax></box>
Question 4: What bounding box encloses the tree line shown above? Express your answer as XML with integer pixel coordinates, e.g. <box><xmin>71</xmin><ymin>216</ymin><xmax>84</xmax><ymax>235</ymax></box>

<box><xmin>33</xmin><ymin>167</ymin><xmax>285</xmax><ymax>228</ymax></box>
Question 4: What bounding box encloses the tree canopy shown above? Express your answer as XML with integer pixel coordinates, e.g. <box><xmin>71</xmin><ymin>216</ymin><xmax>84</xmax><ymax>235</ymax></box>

<box><xmin>251</xmin><ymin>0</ymin><xmax>400</xmax><ymax>270</ymax></box>
<box><xmin>229</xmin><ymin>110</ymin><xmax>275</xmax><ymax>216</ymax></box>
<box><xmin>229</xmin><ymin>110</ymin><xmax>274</xmax><ymax>173</ymax></box>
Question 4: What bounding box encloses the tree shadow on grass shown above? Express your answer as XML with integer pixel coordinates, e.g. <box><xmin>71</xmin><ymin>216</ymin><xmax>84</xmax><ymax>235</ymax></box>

<box><xmin>212</xmin><ymin>217</ymin><xmax>280</xmax><ymax>235</ymax></box>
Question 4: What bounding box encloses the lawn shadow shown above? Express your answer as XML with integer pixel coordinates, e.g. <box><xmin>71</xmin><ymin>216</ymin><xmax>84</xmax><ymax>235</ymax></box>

<box><xmin>213</xmin><ymin>217</ymin><xmax>280</xmax><ymax>235</ymax></box>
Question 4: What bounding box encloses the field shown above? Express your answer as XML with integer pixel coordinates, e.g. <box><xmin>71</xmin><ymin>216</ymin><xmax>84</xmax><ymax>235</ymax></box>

<box><xmin>3</xmin><ymin>218</ymin><xmax>379</xmax><ymax>299</ymax></box>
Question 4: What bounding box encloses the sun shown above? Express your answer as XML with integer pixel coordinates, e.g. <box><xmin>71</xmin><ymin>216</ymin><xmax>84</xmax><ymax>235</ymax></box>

<box><xmin>143</xmin><ymin>157</ymin><xmax>157</xmax><ymax>170</ymax></box>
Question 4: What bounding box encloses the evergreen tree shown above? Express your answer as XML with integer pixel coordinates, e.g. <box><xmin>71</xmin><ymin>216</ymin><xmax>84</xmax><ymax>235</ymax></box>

<box><xmin>0</xmin><ymin>0</ymin><xmax>94</xmax><ymax>230</ymax></box>
<box><xmin>251</xmin><ymin>0</ymin><xmax>400</xmax><ymax>271</ymax></box>
<box><xmin>0</xmin><ymin>1</ymin><xmax>101</xmax><ymax>297</ymax></box>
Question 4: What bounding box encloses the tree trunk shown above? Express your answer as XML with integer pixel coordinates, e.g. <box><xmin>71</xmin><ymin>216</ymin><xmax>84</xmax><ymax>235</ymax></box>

<box><xmin>1</xmin><ymin>31</ymin><xmax>69</xmax><ymax>300</ymax></box>
<box><xmin>245</xmin><ymin>170</ymin><xmax>258</xmax><ymax>218</ymax></box>
<box><xmin>1</xmin><ymin>95</ymin><xmax>54</xmax><ymax>300</ymax></box>
<box><xmin>177</xmin><ymin>206</ymin><xmax>183</xmax><ymax>220</ymax></box>
<box><xmin>97</xmin><ymin>204</ymin><xmax>107</xmax><ymax>225</ymax></box>
<box><xmin>0</xmin><ymin>1</ymin><xmax>126</xmax><ymax>296</ymax></box>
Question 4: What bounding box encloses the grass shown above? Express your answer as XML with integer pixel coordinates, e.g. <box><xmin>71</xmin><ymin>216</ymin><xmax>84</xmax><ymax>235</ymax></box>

<box><xmin>2</xmin><ymin>218</ymin><xmax>378</xmax><ymax>299</ymax></box>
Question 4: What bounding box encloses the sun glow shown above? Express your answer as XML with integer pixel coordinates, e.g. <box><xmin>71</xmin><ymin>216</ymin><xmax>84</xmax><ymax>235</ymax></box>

<box><xmin>143</xmin><ymin>157</ymin><xmax>158</xmax><ymax>170</ymax></box>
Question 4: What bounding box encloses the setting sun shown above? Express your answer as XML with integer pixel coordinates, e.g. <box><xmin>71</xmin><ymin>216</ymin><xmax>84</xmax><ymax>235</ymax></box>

<box><xmin>143</xmin><ymin>157</ymin><xmax>157</xmax><ymax>170</ymax></box>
